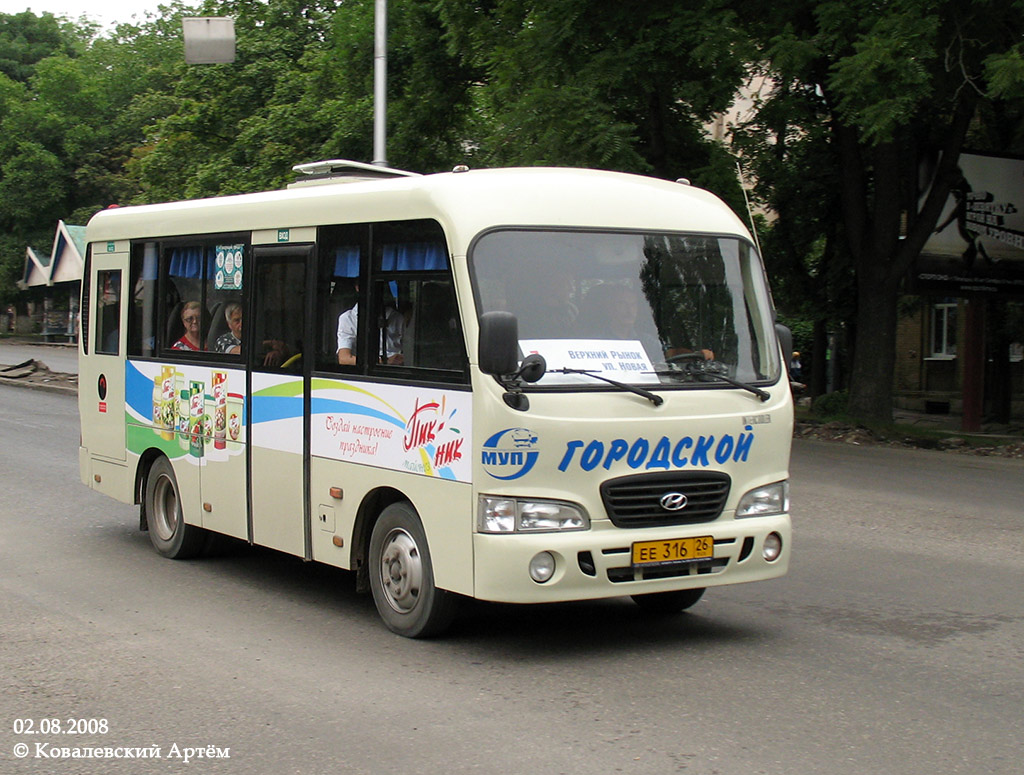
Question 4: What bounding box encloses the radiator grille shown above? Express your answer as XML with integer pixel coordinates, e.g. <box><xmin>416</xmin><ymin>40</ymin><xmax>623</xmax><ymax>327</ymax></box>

<box><xmin>600</xmin><ymin>471</ymin><xmax>731</xmax><ymax>528</ymax></box>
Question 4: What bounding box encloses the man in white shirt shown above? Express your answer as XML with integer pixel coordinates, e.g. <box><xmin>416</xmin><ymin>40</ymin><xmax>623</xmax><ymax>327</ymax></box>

<box><xmin>337</xmin><ymin>302</ymin><xmax>404</xmax><ymax>365</ymax></box>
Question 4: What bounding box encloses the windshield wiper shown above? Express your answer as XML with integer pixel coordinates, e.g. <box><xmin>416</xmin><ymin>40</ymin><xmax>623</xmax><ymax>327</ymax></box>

<box><xmin>550</xmin><ymin>368</ymin><xmax>663</xmax><ymax>407</ymax></box>
<box><xmin>651</xmin><ymin>363</ymin><xmax>771</xmax><ymax>402</ymax></box>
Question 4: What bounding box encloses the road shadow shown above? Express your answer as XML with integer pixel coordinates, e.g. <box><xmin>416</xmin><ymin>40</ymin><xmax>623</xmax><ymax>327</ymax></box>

<box><xmin>111</xmin><ymin>523</ymin><xmax>773</xmax><ymax>656</ymax></box>
<box><xmin>446</xmin><ymin>596</ymin><xmax>771</xmax><ymax>656</ymax></box>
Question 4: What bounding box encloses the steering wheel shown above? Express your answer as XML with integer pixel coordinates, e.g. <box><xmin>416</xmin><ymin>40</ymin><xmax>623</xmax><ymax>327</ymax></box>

<box><xmin>666</xmin><ymin>351</ymin><xmax>706</xmax><ymax>364</ymax></box>
<box><xmin>281</xmin><ymin>353</ymin><xmax>302</xmax><ymax>370</ymax></box>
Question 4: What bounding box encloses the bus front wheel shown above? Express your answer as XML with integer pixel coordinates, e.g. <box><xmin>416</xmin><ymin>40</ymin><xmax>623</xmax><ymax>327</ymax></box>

<box><xmin>631</xmin><ymin>588</ymin><xmax>705</xmax><ymax>613</ymax></box>
<box><xmin>144</xmin><ymin>457</ymin><xmax>206</xmax><ymax>559</ymax></box>
<box><xmin>368</xmin><ymin>502</ymin><xmax>457</xmax><ymax>638</ymax></box>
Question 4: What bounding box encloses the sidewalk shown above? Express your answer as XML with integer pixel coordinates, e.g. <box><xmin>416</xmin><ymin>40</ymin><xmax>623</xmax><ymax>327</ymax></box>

<box><xmin>0</xmin><ymin>338</ymin><xmax>79</xmax><ymax>394</ymax></box>
<box><xmin>0</xmin><ymin>338</ymin><xmax>79</xmax><ymax>374</ymax></box>
<box><xmin>892</xmin><ymin>407</ymin><xmax>1023</xmax><ymax>438</ymax></box>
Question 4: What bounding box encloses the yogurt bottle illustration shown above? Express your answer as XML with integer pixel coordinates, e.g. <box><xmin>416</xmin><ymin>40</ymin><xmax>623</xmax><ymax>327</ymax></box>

<box><xmin>160</xmin><ymin>366</ymin><xmax>177</xmax><ymax>441</ymax></box>
<box><xmin>226</xmin><ymin>392</ymin><xmax>243</xmax><ymax>449</ymax></box>
<box><xmin>213</xmin><ymin>371</ymin><xmax>227</xmax><ymax>450</ymax></box>
<box><xmin>203</xmin><ymin>393</ymin><xmax>213</xmax><ymax>448</ymax></box>
<box><xmin>178</xmin><ymin>388</ymin><xmax>190</xmax><ymax>450</ymax></box>
<box><xmin>152</xmin><ymin>376</ymin><xmax>162</xmax><ymax>437</ymax></box>
<box><xmin>189</xmin><ymin>380</ymin><xmax>205</xmax><ymax>458</ymax></box>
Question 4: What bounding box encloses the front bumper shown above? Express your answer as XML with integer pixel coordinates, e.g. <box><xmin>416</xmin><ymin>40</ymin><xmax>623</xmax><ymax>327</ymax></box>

<box><xmin>472</xmin><ymin>513</ymin><xmax>790</xmax><ymax>603</ymax></box>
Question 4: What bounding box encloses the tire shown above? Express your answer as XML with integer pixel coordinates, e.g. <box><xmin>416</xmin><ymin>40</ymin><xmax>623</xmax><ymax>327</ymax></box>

<box><xmin>631</xmin><ymin>587</ymin><xmax>706</xmax><ymax>614</ymax></box>
<box><xmin>368</xmin><ymin>502</ymin><xmax>457</xmax><ymax>638</ymax></box>
<box><xmin>144</xmin><ymin>457</ymin><xmax>207</xmax><ymax>559</ymax></box>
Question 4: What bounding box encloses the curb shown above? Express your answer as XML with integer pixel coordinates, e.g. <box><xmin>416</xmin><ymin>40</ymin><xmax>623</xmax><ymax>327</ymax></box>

<box><xmin>0</xmin><ymin>376</ymin><xmax>78</xmax><ymax>396</ymax></box>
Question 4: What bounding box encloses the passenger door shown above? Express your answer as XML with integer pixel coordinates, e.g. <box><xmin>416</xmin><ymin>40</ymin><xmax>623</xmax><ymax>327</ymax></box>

<box><xmin>247</xmin><ymin>244</ymin><xmax>313</xmax><ymax>557</ymax></box>
<box><xmin>79</xmin><ymin>247</ymin><xmax>127</xmax><ymax>463</ymax></box>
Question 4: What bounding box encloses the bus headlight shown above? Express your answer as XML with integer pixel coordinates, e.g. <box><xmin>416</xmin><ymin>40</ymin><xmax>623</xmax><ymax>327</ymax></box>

<box><xmin>736</xmin><ymin>481</ymin><xmax>789</xmax><ymax>518</ymax></box>
<box><xmin>478</xmin><ymin>497</ymin><xmax>589</xmax><ymax>533</ymax></box>
<box><xmin>478</xmin><ymin>498</ymin><xmax>517</xmax><ymax>533</ymax></box>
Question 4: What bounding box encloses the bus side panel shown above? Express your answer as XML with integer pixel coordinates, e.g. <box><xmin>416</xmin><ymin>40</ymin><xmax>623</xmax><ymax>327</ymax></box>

<box><xmin>125</xmin><ymin>360</ymin><xmax>248</xmax><ymax>534</ymax></box>
<box><xmin>308</xmin><ymin>377</ymin><xmax>474</xmax><ymax>596</ymax></box>
<box><xmin>80</xmin><ymin>450</ymin><xmax>134</xmax><ymax>504</ymax></box>
<box><xmin>309</xmin><ymin>457</ymin><xmax>473</xmax><ymax>585</ymax></box>
<box><xmin>250</xmin><ymin>372</ymin><xmax>305</xmax><ymax>557</ymax></box>
<box><xmin>198</xmin><ymin>367</ymin><xmax>247</xmax><ymax>541</ymax></box>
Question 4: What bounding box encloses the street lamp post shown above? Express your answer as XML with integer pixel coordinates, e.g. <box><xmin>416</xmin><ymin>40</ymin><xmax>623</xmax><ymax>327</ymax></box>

<box><xmin>373</xmin><ymin>0</ymin><xmax>388</xmax><ymax>167</ymax></box>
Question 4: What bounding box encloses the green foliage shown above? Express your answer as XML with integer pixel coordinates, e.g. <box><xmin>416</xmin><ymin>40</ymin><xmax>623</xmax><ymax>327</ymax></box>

<box><xmin>826</xmin><ymin>8</ymin><xmax>940</xmax><ymax>144</ymax></box>
<box><xmin>812</xmin><ymin>389</ymin><xmax>848</xmax><ymax>418</ymax></box>
<box><xmin>985</xmin><ymin>45</ymin><xmax>1024</xmax><ymax>100</ymax></box>
<box><xmin>776</xmin><ymin>315</ymin><xmax>814</xmax><ymax>356</ymax></box>
<box><xmin>435</xmin><ymin>0</ymin><xmax>749</xmax><ymax>189</ymax></box>
<box><xmin>0</xmin><ymin>11</ymin><xmax>76</xmax><ymax>83</ymax></box>
<box><xmin>0</xmin><ymin>142</ymin><xmax>67</xmax><ymax>227</ymax></box>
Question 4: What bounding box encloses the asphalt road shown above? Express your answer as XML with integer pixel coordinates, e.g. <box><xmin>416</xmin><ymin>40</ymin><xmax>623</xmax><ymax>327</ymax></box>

<box><xmin>1</xmin><ymin>385</ymin><xmax>1022</xmax><ymax>774</ymax></box>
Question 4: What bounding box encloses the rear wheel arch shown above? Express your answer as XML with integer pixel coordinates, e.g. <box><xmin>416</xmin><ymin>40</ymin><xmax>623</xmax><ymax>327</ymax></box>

<box><xmin>142</xmin><ymin>454</ymin><xmax>206</xmax><ymax>559</ymax></box>
<box><xmin>135</xmin><ymin>448</ymin><xmax>166</xmax><ymax>531</ymax></box>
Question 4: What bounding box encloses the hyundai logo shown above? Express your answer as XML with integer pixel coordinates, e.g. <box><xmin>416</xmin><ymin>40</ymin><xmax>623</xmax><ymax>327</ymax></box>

<box><xmin>659</xmin><ymin>492</ymin><xmax>688</xmax><ymax>511</ymax></box>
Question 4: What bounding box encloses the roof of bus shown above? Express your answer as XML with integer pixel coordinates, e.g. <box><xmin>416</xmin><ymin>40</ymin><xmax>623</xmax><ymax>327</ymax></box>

<box><xmin>85</xmin><ymin>166</ymin><xmax>752</xmax><ymax>252</ymax></box>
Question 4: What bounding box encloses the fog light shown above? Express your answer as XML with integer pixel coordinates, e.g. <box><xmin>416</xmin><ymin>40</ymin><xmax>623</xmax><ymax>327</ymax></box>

<box><xmin>763</xmin><ymin>532</ymin><xmax>782</xmax><ymax>562</ymax></box>
<box><xmin>529</xmin><ymin>551</ymin><xmax>556</xmax><ymax>583</ymax></box>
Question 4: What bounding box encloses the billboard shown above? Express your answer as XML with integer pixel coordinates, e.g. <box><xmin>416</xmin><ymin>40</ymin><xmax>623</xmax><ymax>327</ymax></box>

<box><xmin>912</xmin><ymin>151</ymin><xmax>1024</xmax><ymax>296</ymax></box>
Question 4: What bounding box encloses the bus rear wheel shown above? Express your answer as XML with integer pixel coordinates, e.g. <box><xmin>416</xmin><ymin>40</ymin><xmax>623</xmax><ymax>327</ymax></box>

<box><xmin>368</xmin><ymin>502</ymin><xmax>457</xmax><ymax>638</ymax></box>
<box><xmin>631</xmin><ymin>588</ymin><xmax>705</xmax><ymax>613</ymax></box>
<box><xmin>144</xmin><ymin>457</ymin><xmax>206</xmax><ymax>559</ymax></box>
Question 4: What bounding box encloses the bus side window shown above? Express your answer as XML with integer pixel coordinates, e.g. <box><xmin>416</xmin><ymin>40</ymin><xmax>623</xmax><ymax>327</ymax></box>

<box><xmin>128</xmin><ymin>242</ymin><xmax>158</xmax><ymax>357</ymax></box>
<box><xmin>402</xmin><ymin>279</ymin><xmax>464</xmax><ymax>371</ymax></box>
<box><xmin>95</xmin><ymin>270</ymin><xmax>121</xmax><ymax>355</ymax></box>
<box><xmin>316</xmin><ymin>225</ymin><xmax>365</xmax><ymax>372</ymax></box>
<box><xmin>369</xmin><ymin>220</ymin><xmax>467</xmax><ymax>378</ymax></box>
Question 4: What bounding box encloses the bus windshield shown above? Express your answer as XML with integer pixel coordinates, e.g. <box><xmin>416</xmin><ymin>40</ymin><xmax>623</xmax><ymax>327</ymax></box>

<box><xmin>471</xmin><ymin>229</ymin><xmax>781</xmax><ymax>387</ymax></box>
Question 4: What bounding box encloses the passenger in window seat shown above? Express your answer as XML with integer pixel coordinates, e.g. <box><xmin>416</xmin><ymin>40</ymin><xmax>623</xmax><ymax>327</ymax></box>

<box><xmin>172</xmin><ymin>302</ymin><xmax>203</xmax><ymax>351</ymax></box>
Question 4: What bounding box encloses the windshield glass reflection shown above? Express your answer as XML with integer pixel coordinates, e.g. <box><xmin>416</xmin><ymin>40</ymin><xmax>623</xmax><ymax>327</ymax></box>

<box><xmin>471</xmin><ymin>230</ymin><xmax>780</xmax><ymax>387</ymax></box>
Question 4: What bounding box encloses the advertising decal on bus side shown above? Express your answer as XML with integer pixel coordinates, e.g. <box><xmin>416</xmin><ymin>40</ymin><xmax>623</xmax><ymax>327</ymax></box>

<box><xmin>310</xmin><ymin>380</ymin><xmax>471</xmax><ymax>481</ymax></box>
<box><xmin>124</xmin><ymin>360</ymin><xmax>472</xmax><ymax>481</ymax></box>
<box><xmin>125</xmin><ymin>361</ymin><xmax>245</xmax><ymax>464</ymax></box>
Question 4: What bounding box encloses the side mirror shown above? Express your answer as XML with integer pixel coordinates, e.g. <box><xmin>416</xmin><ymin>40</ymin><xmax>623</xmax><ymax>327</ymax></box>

<box><xmin>478</xmin><ymin>311</ymin><xmax>520</xmax><ymax>376</ymax></box>
<box><xmin>517</xmin><ymin>353</ymin><xmax>546</xmax><ymax>383</ymax></box>
<box><xmin>775</xmin><ymin>323</ymin><xmax>793</xmax><ymax>374</ymax></box>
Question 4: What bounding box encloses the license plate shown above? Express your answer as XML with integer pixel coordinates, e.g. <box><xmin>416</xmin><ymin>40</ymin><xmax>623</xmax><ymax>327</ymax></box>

<box><xmin>632</xmin><ymin>536</ymin><xmax>713</xmax><ymax>567</ymax></box>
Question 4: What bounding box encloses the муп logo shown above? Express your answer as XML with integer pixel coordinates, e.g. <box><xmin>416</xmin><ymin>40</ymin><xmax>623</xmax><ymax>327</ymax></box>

<box><xmin>659</xmin><ymin>492</ymin><xmax>688</xmax><ymax>511</ymax></box>
<box><xmin>482</xmin><ymin>428</ymin><xmax>540</xmax><ymax>480</ymax></box>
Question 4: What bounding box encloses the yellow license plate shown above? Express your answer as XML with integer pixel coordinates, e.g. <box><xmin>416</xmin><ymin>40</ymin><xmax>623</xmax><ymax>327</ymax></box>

<box><xmin>632</xmin><ymin>536</ymin><xmax>713</xmax><ymax>566</ymax></box>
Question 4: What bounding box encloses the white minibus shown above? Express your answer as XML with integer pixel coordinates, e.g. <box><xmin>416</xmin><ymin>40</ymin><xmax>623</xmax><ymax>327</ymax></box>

<box><xmin>79</xmin><ymin>161</ymin><xmax>792</xmax><ymax>637</ymax></box>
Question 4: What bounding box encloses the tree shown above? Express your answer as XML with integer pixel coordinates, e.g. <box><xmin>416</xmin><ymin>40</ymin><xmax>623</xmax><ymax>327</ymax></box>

<box><xmin>300</xmin><ymin>0</ymin><xmax>476</xmax><ymax>174</ymax></box>
<box><xmin>127</xmin><ymin>0</ymin><xmax>472</xmax><ymax>198</ymax></box>
<box><xmin>435</xmin><ymin>0</ymin><xmax>752</xmax><ymax>209</ymax></box>
<box><xmin>0</xmin><ymin>11</ymin><xmax>88</xmax><ymax>305</ymax></box>
<box><xmin>732</xmin><ymin>74</ymin><xmax>855</xmax><ymax>398</ymax></box>
<box><xmin>0</xmin><ymin>10</ymin><xmax>78</xmax><ymax>83</ymax></box>
<box><xmin>737</xmin><ymin>0</ymin><xmax>1024</xmax><ymax>423</ymax></box>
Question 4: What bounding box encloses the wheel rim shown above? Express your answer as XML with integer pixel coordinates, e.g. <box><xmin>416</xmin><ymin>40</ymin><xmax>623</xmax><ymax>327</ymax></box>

<box><xmin>378</xmin><ymin>527</ymin><xmax>423</xmax><ymax>614</ymax></box>
<box><xmin>151</xmin><ymin>473</ymin><xmax>179</xmax><ymax>542</ymax></box>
